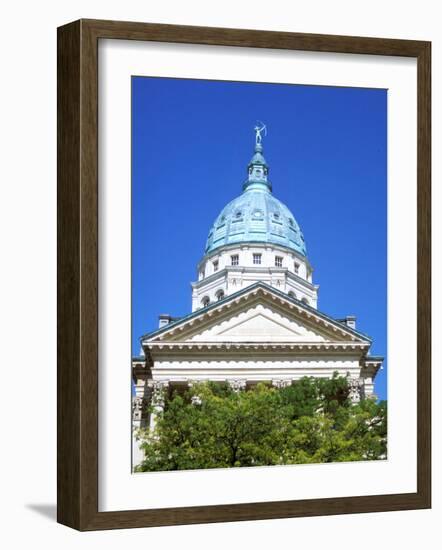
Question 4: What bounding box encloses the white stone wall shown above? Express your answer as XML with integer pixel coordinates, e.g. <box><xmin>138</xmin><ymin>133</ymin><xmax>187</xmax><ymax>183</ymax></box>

<box><xmin>192</xmin><ymin>243</ymin><xmax>318</xmax><ymax>310</ymax></box>
<box><xmin>148</xmin><ymin>354</ymin><xmax>361</xmax><ymax>382</ymax></box>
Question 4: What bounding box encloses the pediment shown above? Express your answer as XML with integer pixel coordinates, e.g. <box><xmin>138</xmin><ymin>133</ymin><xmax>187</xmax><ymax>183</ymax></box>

<box><xmin>143</xmin><ymin>284</ymin><xmax>369</xmax><ymax>345</ymax></box>
<box><xmin>191</xmin><ymin>305</ymin><xmax>325</xmax><ymax>342</ymax></box>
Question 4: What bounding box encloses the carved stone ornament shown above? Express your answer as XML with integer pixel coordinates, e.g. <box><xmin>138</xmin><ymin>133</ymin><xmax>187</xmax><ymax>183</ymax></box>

<box><xmin>272</xmin><ymin>379</ymin><xmax>292</xmax><ymax>389</ymax></box>
<box><xmin>228</xmin><ymin>379</ymin><xmax>247</xmax><ymax>392</ymax></box>
<box><xmin>132</xmin><ymin>396</ymin><xmax>146</xmax><ymax>421</ymax></box>
<box><xmin>347</xmin><ymin>377</ymin><xmax>362</xmax><ymax>404</ymax></box>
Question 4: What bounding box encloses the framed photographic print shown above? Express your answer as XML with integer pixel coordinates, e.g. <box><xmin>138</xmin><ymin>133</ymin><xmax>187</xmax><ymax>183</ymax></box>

<box><xmin>57</xmin><ymin>19</ymin><xmax>431</xmax><ymax>530</ymax></box>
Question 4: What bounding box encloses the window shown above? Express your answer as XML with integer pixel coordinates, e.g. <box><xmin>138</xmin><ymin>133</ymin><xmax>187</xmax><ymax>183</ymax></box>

<box><xmin>301</xmin><ymin>297</ymin><xmax>309</xmax><ymax>305</ymax></box>
<box><xmin>216</xmin><ymin>289</ymin><xmax>225</xmax><ymax>301</ymax></box>
<box><xmin>231</xmin><ymin>254</ymin><xmax>239</xmax><ymax>266</ymax></box>
<box><xmin>213</xmin><ymin>260</ymin><xmax>219</xmax><ymax>272</ymax></box>
<box><xmin>294</xmin><ymin>262</ymin><xmax>300</xmax><ymax>274</ymax></box>
<box><xmin>275</xmin><ymin>256</ymin><xmax>283</xmax><ymax>267</ymax></box>
<box><xmin>288</xmin><ymin>291</ymin><xmax>296</xmax><ymax>299</ymax></box>
<box><xmin>253</xmin><ymin>253</ymin><xmax>262</xmax><ymax>265</ymax></box>
<box><xmin>201</xmin><ymin>296</ymin><xmax>210</xmax><ymax>307</ymax></box>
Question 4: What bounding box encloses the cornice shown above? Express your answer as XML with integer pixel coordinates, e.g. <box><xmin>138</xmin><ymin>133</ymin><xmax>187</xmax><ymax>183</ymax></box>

<box><xmin>145</xmin><ymin>341</ymin><xmax>370</xmax><ymax>355</ymax></box>
<box><xmin>196</xmin><ymin>241</ymin><xmax>313</xmax><ymax>271</ymax></box>
<box><xmin>191</xmin><ymin>266</ymin><xmax>317</xmax><ymax>292</ymax></box>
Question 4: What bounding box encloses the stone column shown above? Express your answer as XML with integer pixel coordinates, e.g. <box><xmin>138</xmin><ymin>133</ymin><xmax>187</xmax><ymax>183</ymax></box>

<box><xmin>132</xmin><ymin>396</ymin><xmax>147</xmax><ymax>467</ymax></box>
<box><xmin>132</xmin><ymin>396</ymin><xmax>147</xmax><ymax>429</ymax></box>
<box><xmin>361</xmin><ymin>376</ymin><xmax>375</xmax><ymax>399</ymax></box>
<box><xmin>132</xmin><ymin>366</ymin><xmax>149</xmax><ymax>427</ymax></box>
<box><xmin>148</xmin><ymin>380</ymin><xmax>169</xmax><ymax>433</ymax></box>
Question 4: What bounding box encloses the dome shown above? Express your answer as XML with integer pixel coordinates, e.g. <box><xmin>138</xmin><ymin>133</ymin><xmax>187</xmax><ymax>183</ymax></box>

<box><xmin>205</xmin><ymin>188</ymin><xmax>307</xmax><ymax>255</ymax></box>
<box><xmin>204</xmin><ymin>132</ymin><xmax>307</xmax><ymax>257</ymax></box>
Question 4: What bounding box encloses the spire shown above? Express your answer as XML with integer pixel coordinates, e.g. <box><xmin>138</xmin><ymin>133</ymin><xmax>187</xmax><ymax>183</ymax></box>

<box><xmin>243</xmin><ymin>122</ymin><xmax>272</xmax><ymax>192</ymax></box>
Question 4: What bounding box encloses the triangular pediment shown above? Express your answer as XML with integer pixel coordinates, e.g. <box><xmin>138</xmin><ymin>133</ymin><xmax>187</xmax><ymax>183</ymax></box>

<box><xmin>190</xmin><ymin>305</ymin><xmax>325</xmax><ymax>342</ymax></box>
<box><xmin>143</xmin><ymin>283</ymin><xmax>370</xmax><ymax>346</ymax></box>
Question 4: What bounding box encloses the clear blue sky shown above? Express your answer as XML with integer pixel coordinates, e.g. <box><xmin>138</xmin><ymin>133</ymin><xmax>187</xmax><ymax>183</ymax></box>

<box><xmin>132</xmin><ymin>77</ymin><xmax>387</xmax><ymax>400</ymax></box>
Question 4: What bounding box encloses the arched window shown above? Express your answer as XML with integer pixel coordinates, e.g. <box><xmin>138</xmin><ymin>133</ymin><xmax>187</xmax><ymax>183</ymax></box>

<box><xmin>288</xmin><ymin>291</ymin><xmax>296</xmax><ymax>299</ymax></box>
<box><xmin>215</xmin><ymin>289</ymin><xmax>225</xmax><ymax>301</ymax></box>
<box><xmin>301</xmin><ymin>297</ymin><xmax>309</xmax><ymax>306</ymax></box>
<box><xmin>201</xmin><ymin>296</ymin><xmax>210</xmax><ymax>308</ymax></box>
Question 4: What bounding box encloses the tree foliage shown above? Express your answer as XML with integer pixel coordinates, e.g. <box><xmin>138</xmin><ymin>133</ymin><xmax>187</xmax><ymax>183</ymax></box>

<box><xmin>136</xmin><ymin>375</ymin><xmax>387</xmax><ymax>472</ymax></box>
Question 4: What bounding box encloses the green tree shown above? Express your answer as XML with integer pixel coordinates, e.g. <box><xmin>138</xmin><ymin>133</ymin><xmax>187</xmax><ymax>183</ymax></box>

<box><xmin>136</xmin><ymin>375</ymin><xmax>387</xmax><ymax>472</ymax></box>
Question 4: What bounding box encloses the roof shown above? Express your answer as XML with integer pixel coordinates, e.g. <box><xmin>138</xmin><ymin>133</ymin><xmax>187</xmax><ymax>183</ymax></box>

<box><xmin>204</xmin><ymin>139</ymin><xmax>307</xmax><ymax>257</ymax></box>
<box><xmin>140</xmin><ymin>281</ymin><xmax>372</xmax><ymax>343</ymax></box>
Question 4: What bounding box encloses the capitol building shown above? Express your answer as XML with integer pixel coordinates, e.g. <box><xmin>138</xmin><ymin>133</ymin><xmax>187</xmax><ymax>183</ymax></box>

<box><xmin>132</xmin><ymin>125</ymin><xmax>383</xmax><ymax>466</ymax></box>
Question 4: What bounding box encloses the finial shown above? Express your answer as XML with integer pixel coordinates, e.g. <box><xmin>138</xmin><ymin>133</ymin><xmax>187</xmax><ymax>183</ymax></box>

<box><xmin>244</xmin><ymin>122</ymin><xmax>271</xmax><ymax>192</ymax></box>
<box><xmin>254</xmin><ymin>121</ymin><xmax>267</xmax><ymax>147</ymax></box>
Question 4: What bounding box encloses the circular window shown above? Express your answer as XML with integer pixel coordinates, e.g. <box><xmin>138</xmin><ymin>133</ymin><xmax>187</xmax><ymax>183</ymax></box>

<box><xmin>235</xmin><ymin>211</ymin><xmax>242</xmax><ymax>218</ymax></box>
<box><xmin>253</xmin><ymin>210</ymin><xmax>263</xmax><ymax>218</ymax></box>
<box><xmin>273</xmin><ymin>212</ymin><xmax>280</xmax><ymax>219</ymax></box>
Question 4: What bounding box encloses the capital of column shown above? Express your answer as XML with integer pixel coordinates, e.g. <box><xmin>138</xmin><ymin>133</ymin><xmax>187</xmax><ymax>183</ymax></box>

<box><xmin>347</xmin><ymin>376</ymin><xmax>362</xmax><ymax>404</ymax></box>
<box><xmin>272</xmin><ymin>379</ymin><xmax>292</xmax><ymax>389</ymax></box>
<box><xmin>132</xmin><ymin>396</ymin><xmax>147</xmax><ymax>422</ymax></box>
<box><xmin>187</xmin><ymin>380</ymin><xmax>203</xmax><ymax>405</ymax></box>
<box><xmin>148</xmin><ymin>380</ymin><xmax>169</xmax><ymax>406</ymax></box>
<box><xmin>228</xmin><ymin>379</ymin><xmax>247</xmax><ymax>392</ymax></box>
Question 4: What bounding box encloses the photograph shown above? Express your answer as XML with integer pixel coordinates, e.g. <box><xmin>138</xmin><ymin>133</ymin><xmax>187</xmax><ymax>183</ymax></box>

<box><xmin>131</xmin><ymin>76</ymin><xmax>387</xmax><ymax>472</ymax></box>
<box><xmin>1</xmin><ymin>0</ymin><xmax>434</xmax><ymax>541</ymax></box>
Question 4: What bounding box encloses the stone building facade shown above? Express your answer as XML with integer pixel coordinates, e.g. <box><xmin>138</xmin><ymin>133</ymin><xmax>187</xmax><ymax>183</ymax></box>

<box><xmin>132</xmin><ymin>127</ymin><xmax>382</xmax><ymax>466</ymax></box>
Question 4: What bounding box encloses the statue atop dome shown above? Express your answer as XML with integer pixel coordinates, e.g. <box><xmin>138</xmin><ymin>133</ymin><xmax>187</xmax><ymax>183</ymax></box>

<box><xmin>202</xmin><ymin>127</ymin><xmax>308</xmax><ymax>258</ymax></box>
<box><xmin>254</xmin><ymin>121</ymin><xmax>267</xmax><ymax>145</ymax></box>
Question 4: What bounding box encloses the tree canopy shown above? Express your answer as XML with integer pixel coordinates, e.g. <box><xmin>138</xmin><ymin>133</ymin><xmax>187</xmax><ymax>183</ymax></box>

<box><xmin>135</xmin><ymin>375</ymin><xmax>387</xmax><ymax>472</ymax></box>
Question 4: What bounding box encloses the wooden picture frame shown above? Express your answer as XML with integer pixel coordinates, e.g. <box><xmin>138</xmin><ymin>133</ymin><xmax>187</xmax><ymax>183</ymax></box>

<box><xmin>57</xmin><ymin>18</ymin><xmax>431</xmax><ymax>531</ymax></box>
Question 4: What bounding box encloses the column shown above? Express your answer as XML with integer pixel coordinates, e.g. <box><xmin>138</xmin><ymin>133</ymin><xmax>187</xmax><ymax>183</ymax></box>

<box><xmin>361</xmin><ymin>376</ymin><xmax>375</xmax><ymax>399</ymax></box>
<box><xmin>132</xmin><ymin>396</ymin><xmax>147</xmax><ymax>429</ymax></box>
<box><xmin>148</xmin><ymin>380</ymin><xmax>169</xmax><ymax>433</ymax></box>
<box><xmin>132</xmin><ymin>396</ymin><xmax>147</xmax><ymax>467</ymax></box>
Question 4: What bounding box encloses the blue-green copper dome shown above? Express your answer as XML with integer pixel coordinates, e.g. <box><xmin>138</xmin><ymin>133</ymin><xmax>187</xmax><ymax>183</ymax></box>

<box><xmin>205</xmin><ymin>131</ymin><xmax>307</xmax><ymax>256</ymax></box>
